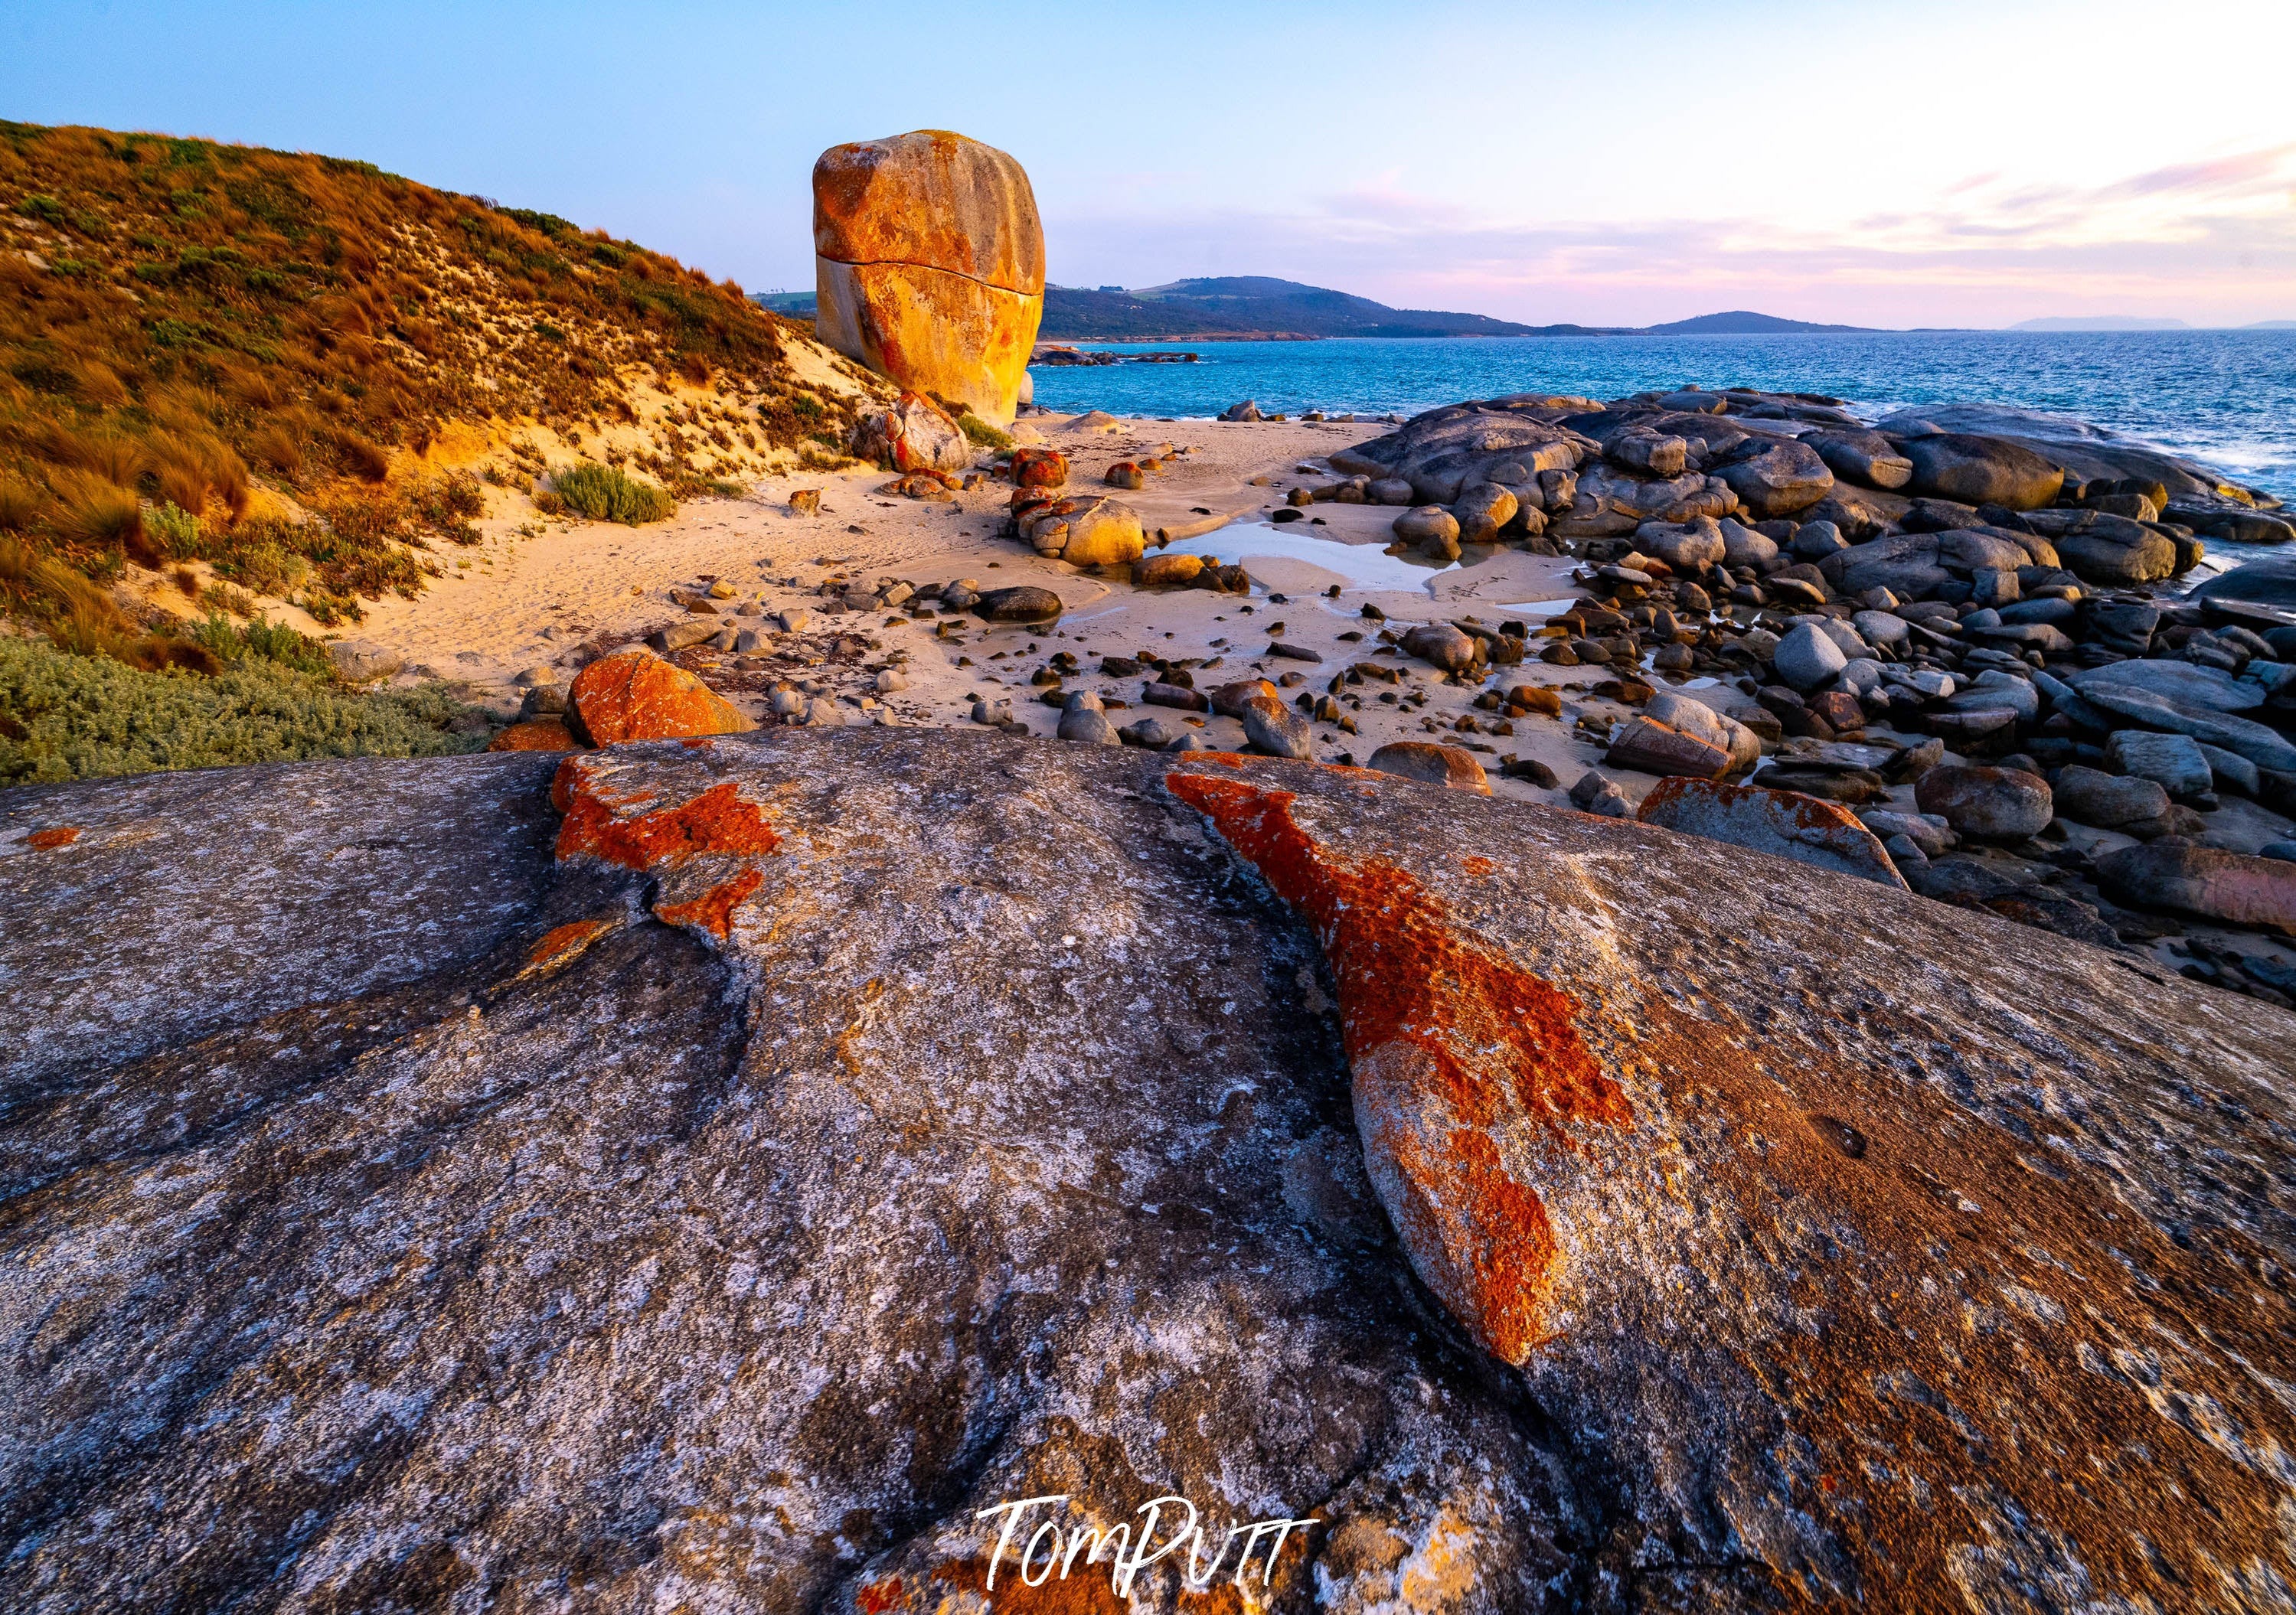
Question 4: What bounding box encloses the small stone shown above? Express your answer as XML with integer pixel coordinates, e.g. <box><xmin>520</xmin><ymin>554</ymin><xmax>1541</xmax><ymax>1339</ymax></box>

<box><xmin>1243</xmin><ymin>700</ymin><xmax>1313</xmax><ymax>760</ymax></box>
<box><xmin>775</xmin><ymin>608</ymin><xmax>812</xmax><ymax>635</ymax></box>
<box><xmin>1568</xmin><ymin>768</ymin><xmax>1632</xmax><ymax>817</ymax></box>
<box><xmin>1057</xmin><ymin>706</ymin><xmax>1120</xmax><ymax>746</ymax></box>
<box><xmin>1772</xmin><ymin>623</ymin><xmax>1849</xmax><ymax>692</ymax></box>
<box><xmin>328</xmin><ymin>639</ymin><xmax>403</xmax><ymax>683</ymax></box>
<box><xmin>973</xmin><ymin>586</ymin><xmax>1064</xmax><ymax>625</ymax></box>
<box><xmin>1393</xmin><ymin>506</ymin><xmax>1462</xmax><ymax>546</ymax></box>
<box><xmin>1400</xmin><ymin>624</ymin><xmax>1477</xmax><ymax>674</ymax></box>
<box><xmin>1368</xmin><ymin>742</ymin><xmax>1492</xmax><ymax>794</ymax></box>
<box><xmin>1120</xmin><ymin>716</ymin><xmax>1181</xmax><ymax>749</ymax></box>
<box><xmin>874</xmin><ymin>669</ymin><xmax>910</xmax><ymax>693</ymax></box>
<box><xmin>2052</xmin><ymin>765</ymin><xmax>2170</xmax><ymax>830</ymax></box>
<box><xmin>1143</xmin><ymin>681</ymin><xmax>1210</xmax><ymax>713</ymax></box>
<box><xmin>1606</xmin><ymin>715</ymin><xmax>1730</xmax><ymax>780</ymax></box>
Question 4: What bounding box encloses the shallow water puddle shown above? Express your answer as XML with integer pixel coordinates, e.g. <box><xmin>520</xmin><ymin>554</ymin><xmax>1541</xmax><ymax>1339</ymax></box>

<box><xmin>1161</xmin><ymin>520</ymin><xmax>1469</xmax><ymax>594</ymax></box>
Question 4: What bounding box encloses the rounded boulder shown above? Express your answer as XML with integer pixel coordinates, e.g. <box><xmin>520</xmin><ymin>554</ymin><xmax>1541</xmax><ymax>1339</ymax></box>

<box><xmin>1901</xmin><ymin>434</ymin><xmax>2065</xmax><ymax>511</ymax></box>
<box><xmin>566</xmin><ymin>650</ymin><xmax>756</xmax><ymax>746</ymax></box>
<box><xmin>1914</xmin><ymin>765</ymin><xmax>2053</xmax><ymax>840</ymax></box>
<box><xmin>1367</xmin><ymin>742</ymin><xmax>1491</xmax><ymax>795</ymax></box>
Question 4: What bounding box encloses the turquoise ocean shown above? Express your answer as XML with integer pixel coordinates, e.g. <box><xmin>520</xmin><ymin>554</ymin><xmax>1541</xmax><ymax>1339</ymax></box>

<box><xmin>1024</xmin><ymin>331</ymin><xmax>2296</xmax><ymax>504</ymax></box>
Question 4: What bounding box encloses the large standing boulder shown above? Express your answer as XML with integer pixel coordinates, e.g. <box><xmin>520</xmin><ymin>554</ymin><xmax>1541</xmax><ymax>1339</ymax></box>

<box><xmin>813</xmin><ymin>129</ymin><xmax>1045</xmax><ymax>423</ymax></box>
<box><xmin>1898</xmin><ymin>432</ymin><xmax>2065</xmax><ymax>511</ymax></box>
<box><xmin>5</xmin><ymin>737</ymin><xmax>2294</xmax><ymax>1611</ymax></box>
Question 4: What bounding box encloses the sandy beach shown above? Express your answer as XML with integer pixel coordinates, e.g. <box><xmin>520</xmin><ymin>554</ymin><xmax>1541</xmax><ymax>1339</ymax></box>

<box><xmin>333</xmin><ymin>409</ymin><xmax>1622</xmax><ymax>802</ymax></box>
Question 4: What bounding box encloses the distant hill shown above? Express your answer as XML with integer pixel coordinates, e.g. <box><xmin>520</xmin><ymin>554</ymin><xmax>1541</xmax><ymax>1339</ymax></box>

<box><xmin>2011</xmin><ymin>316</ymin><xmax>2191</xmax><ymax>331</ymax></box>
<box><xmin>2242</xmin><ymin>320</ymin><xmax>2296</xmax><ymax>331</ymax></box>
<box><xmin>753</xmin><ymin>279</ymin><xmax>1900</xmax><ymax>342</ymax></box>
<box><xmin>1040</xmin><ymin>278</ymin><xmax>1558</xmax><ymax>340</ymax></box>
<box><xmin>1641</xmin><ymin>311</ymin><xmax>1877</xmax><ymax>335</ymax></box>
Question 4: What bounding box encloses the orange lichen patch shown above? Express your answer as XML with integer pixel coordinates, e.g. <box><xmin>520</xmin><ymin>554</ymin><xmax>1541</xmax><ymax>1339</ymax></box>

<box><xmin>486</xmin><ymin>718</ymin><xmax>580</xmax><ymax>753</ymax></box>
<box><xmin>567</xmin><ymin>651</ymin><xmax>754</xmax><ymax>746</ymax></box>
<box><xmin>929</xmin><ymin>1556</ymin><xmax>1126</xmax><ymax>1615</ymax></box>
<box><xmin>1167</xmin><ymin>770</ymin><xmax>1628</xmax><ymax>1361</ymax></box>
<box><xmin>556</xmin><ymin>778</ymin><xmax>779</xmax><ymax>873</ymax></box>
<box><xmin>854</xmin><ymin>1578</ymin><xmax>904</xmax><ymax>1615</ymax></box>
<box><xmin>25</xmin><ymin>827</ymin><xmax>80</xmax><ymax>850</ymax></box>
<box><xmin>518</xmin><ymin>918</ymin><xmax>616</xmax><ymax>980</ymax></box>
<box><xmin>1458</xmin><ymin>855</ymin><xmax>1498</xmax><ymax>876</ymax></box>
<box><xmin>654</xmin><ymin>870</ymin><xmax>764</xmax><ymax>941</ymax></box>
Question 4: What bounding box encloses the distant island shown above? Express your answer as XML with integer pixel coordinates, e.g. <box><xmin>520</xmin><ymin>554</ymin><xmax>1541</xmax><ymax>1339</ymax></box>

<box><xmin>753</xmin><ymin>280</ymin><xmax>2291</xmax><ymax>341</ymax></box>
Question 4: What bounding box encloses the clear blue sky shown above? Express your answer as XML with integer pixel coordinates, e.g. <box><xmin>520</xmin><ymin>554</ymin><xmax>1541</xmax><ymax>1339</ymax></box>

<box><xmin>5</xmin><ymin>0</ymin><xmax>2291</xmax><ymax>327</ymax></box>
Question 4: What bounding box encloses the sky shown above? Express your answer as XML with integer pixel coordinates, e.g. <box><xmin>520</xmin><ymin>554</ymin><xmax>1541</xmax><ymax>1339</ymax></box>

<box><xmin>5</xmin><ymin>0</ymin><xmax>2293</xmax><ymax>329</ymax></box>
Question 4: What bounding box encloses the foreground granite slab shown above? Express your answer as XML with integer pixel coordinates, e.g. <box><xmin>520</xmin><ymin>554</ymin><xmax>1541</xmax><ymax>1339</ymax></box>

<box><xmin>2</xmin><ymin>732</ymin><xmax>2289</xmax><ymax>1613</ymax></box>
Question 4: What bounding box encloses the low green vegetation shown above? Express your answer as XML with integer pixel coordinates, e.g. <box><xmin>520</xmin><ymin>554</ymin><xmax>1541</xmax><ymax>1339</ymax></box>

<box><xmin>957</xmin><ymin>412</ymin><xmax>1012</xmax><ymax>449</ymax></box>
<box><xmin>547</xmin><ymin>462</ymin><xmax>676</xmax><ymax>524</ymax></box>
<box><xmin>0</xmin><ymin>630</ymin><xmax>485</xmax><ymax>785</ymax></box>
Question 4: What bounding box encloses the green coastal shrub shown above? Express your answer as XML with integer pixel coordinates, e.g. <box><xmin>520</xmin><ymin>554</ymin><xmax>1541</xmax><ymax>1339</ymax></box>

<box><xmin>0</xmin><ymin>634</ymin><xmax>486</xmax><ymax>785</ymax></box>
<box><xmin>550</xmin><ymin>462</ymin><xmax>675</xmax><ymax>524</ymax></box>
<box><xmin>957</xmin><ymin>412</ymin><xmax>1011</xmax><ymax>449</ymax></box>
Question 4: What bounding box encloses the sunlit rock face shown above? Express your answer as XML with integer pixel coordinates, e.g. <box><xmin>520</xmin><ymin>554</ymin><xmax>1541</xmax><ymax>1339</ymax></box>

<box><xmin>813</xmin><ymin>129</ymin><xmax>1043</xmax><ymax>426</ymax></box>
<box><xmin>4</xmin><ymin>733</ymin><xmax>2292</xmax><ymax>1611</ymax></box>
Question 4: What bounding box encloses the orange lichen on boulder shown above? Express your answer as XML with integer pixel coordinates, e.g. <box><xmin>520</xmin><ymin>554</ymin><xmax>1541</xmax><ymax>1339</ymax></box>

<box><xmin>654</xmin><ymin>870</ymin><xmax>765</xmax><ymax>941</ymax></box>
<box><xmin>557</xmin><ymin>777</ymin><xmax>779</xmax><ymax>872</ymax></box>
<box><xmin>518</xmin><ymin>918</ymin><xmax>616</xmax><ymax>980</ymax></box>
<box><xmin>1167</xmin><ymin>769</ymin><xmax>1628</xmax><ymax>1362</ymax></box>
<box><xmin>487</xmin><ymin>717</ymin><xmax>581</xmax><ymax>752</ymax></box>
<box><xmin>25</xmin><ymin>827</ymin><xmax>80</xmax><ymax>850</ymax></box>
<box><xmin>554</xmin><ymin>761</ymin><xmax>781</xmax><ymax>944</ymax></box>
<box><xmin>565</xmin><ymin>649</ymin><xmax>755</xmax><ymax>746</ymax></box>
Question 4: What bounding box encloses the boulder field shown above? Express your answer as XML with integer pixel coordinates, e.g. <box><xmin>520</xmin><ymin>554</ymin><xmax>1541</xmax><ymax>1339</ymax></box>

<box><xmin>812</xmin><ymin>129</ymin><xmax>1044</xmax><ymax>424</ymax></box>
<box><xmin>4</xmin><ymin>732</ymin><xmax>2291</xmax><ymax>1611</ymax></box>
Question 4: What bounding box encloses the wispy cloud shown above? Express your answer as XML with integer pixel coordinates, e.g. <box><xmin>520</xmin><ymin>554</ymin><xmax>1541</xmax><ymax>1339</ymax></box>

<box><xmin>1050</xmin><ymin>144</ymin><xmax>2296</xmax><ymax>328</ymax></box>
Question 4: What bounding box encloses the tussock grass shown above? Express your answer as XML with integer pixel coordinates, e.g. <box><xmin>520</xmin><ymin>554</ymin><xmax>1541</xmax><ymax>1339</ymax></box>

<box><xmin>550</xmin><ymin>462</ymin><xmax>674</xmax><ymax>524</ymax></box>
<box><xmin>0</xmin><ymin>630</ymin><xmax>484</xmax><ymax>785</ymax></box>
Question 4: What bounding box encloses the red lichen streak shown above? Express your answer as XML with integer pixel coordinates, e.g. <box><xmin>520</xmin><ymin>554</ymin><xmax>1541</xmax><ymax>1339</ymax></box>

<box><xmin>1166</xmin><ymin>769</ymin><xmax>1629</xmax><ymax>1360</ymax></box>
<box><xmin>555</xmin><ymin>778</ymin><xmax>779</xmax><ymax>872</ymax></box>
<box><xmin>520</xmin><ymin>919</ymin><xmax>614</xmax><ymax>979</ymax></box>
<box><xmin>553</xmin><ymin>762</ymin><xmax>781</xmax><ymax>942</ymax></box>
<box><xmin>653</xmin><ymin>870</ymin><xmax>765</xmax><ymax>941</ymax></box>
<box><xmin>25</xmin><ymin>827</ymin><xmax>80</xmax><ymax>850</ymax></box>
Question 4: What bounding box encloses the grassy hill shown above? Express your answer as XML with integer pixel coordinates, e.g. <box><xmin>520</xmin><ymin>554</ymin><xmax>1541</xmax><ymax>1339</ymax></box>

<box><xmin>0</xmin><ymin>119</ymin><xmax>881</xmax><ymax>666</ymax></box>
<box><xmin>1038</xmin><ymin>278</ymin><xmax>1560</xmax><ymax>341</ymax></box>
